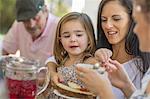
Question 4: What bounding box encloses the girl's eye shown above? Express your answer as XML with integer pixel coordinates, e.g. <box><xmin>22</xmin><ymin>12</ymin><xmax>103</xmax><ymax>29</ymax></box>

<box><xmin>76</xmin><ymin>34</ymin><xmax>83</xmax><ymax>37</ymax></box>
<box><xmin>64</xmin><ymin>35</ymin><xmax>70</xmax><ymax>38</ymax></box>
<box><xmin>61</xmin><ymin>35</ymin><xmax>70</xmax><ymax>38</ymax></box>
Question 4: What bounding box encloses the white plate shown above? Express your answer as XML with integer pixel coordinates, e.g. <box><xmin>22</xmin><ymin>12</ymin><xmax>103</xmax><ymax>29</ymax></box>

<box><xmin>53</xmin><ymin>89</ymin><xmax>80</xmax><ymax>99</ymax></box>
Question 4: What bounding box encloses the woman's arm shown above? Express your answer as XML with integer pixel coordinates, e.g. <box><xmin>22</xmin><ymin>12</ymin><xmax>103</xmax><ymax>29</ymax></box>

<box><xmin>76</xmin><ymin>58</ymin><xmax>136</xmax><ymax>98</ymax></box>
<box><xmin>76</xmin><ymin>66</ymin><xmax>115</xmax><ymax>99</ymax></box>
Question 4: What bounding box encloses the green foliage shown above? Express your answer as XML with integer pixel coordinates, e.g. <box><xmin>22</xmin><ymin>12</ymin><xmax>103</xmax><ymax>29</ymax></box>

<box><xmin>0</xmin><ymin>0</ymin><xmax>16</xmax><ymax>34</ymax></box>
<box><xmin>0</xmin><ymin>0</ymin><xmax>71</xmax><ymax>34</ymax></box>
<box><xmin>47</xmin><ymin>0</ymin><xmax>70</xmax><ymax>17</ymax></box>
<box><xmin>55</xmin><ymin>1</ymin><xmax>70</xmax><ymax>17</ymax></box>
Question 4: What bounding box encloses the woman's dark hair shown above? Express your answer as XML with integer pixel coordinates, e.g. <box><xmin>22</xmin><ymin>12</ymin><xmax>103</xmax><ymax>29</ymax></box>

<box><xmin>142</xmin><ymin>0</ymin><xmax>150</xmax><ymax>12</ymax></box>
<box><xmin>138</xmin><ymin>0</ymin><xmax>150</xmax><ymax>22</ymax></box>
<box><xmin>137</xmin><ymin>0</ymin><xmax>150</xmax><ymax>73</ymax></box>
<box><xmin>141</xmin><ymin>52</ymin><xmax>150</xmax><ymax>74</ymax></box>
<box><xmin>96</xmin><ymin>0</ymin><xmax>148</xmax><ymax>74</ymax></box>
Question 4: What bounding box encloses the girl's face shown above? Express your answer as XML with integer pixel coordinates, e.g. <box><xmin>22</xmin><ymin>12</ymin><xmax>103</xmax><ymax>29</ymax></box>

<box><xmin>133</xmin><ymin>2</ymin><xmax>150</xmax><ymax>52</ymax></box>
<box><xmin>60</xmin><ymin>20</ymin><xmax>89</xmax><ymax>56</ymax></box>
<box><xmin>101</xmin><ymin>1</ymin><xmax>130</xmax><ymax>45</ymax></box>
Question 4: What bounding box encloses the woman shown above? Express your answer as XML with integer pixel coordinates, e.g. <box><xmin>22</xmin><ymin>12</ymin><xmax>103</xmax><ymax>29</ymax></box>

<box><xmin>130</xmin><ymin>0</ymin><xmax>150</xmax><ymax>98</ymax></box>
<box><xmin>76</xmin><ymin>0</ymin><xmax>150</xmax><ymax>98</ymax></box>
<box><xmin>83</xmin><ymin>0</ymin><xmax>144</xmax><ymax>98</ymax></box>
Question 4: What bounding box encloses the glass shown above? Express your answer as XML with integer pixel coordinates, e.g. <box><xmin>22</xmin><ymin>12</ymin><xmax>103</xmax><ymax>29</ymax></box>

<box><xmin>0</xmin><ymin>80</ymin><xmax>8</xmax><ymax>99</ymax></box>
<box><xmin>0</xmin><ymin>56</ymin><xmax>49</xmax><ymax>99</ymax></box>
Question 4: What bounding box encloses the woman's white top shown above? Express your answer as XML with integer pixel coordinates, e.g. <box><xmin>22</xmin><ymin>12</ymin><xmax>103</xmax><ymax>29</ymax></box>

<box><xmin>112</xmin><ymin>57</ymin><xmax>143</xmax><ymax>99</ymax></box>
<box><xmin>130</xmin><ymin>67</ymin><xmax>150</xmax><ymax>99</ymax></box>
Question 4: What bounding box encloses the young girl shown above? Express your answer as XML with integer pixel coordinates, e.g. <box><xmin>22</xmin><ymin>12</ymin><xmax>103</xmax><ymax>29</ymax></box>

<box><xmin>46</xmin><ymin>12</ymin><xmax>98</xmax><ymax>98</ymax></box>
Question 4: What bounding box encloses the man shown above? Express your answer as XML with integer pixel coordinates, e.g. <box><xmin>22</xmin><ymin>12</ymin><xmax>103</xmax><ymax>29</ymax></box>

<box><xmin>2</xmin><ymin>0</ymin><xmax>58</xmax><ymax>65</ymax></box>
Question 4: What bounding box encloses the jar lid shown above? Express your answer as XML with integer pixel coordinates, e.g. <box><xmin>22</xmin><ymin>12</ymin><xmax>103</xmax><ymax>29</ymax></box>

<box><xmin>1</xmin><ymin>56</ymin><xmax>40</xmax><ymax>71</ymax></box>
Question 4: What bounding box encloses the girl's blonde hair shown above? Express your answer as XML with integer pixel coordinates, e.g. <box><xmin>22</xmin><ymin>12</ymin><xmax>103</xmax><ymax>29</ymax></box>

<box><xmin>53</xmin><ymin>12</ymin><xmax>96</xmax><ymax>65</ymax></box>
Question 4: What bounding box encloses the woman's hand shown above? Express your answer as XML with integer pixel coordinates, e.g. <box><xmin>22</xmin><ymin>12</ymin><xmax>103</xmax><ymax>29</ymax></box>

<box><xmin>76</xmin><ymin>66</ymin><xmax>115</xmax><ymax>99</ymax></box>
<box><xmin>103</xmin><ymin>59</ymin><xmax>129</xmax><ymax>88</ymax></box>
<box><xmin>104</xmin><ymin>59</ymin><xmax>136</xmax><ymax>97</ymax></box>
<box><xmin>95</xmin><ymin>48</ymin><xmax>112</xmax><ymax>63</ymax></box>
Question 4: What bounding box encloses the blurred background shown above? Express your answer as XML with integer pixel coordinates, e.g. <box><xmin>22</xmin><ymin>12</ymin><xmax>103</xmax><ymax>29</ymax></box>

<box><xmin>0</xmin><ymin>0</ymin><xmax>101</xmax><ymax>53</ymax></box>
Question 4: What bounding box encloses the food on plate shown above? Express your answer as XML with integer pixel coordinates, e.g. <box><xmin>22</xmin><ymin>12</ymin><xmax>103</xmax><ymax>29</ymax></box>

<box><xmin>68</xmin><ymin>81</ymin><xmax>81</xmax><ymax>89</ymax></box>
<box><xmin>53</xmin><ymin>81</ymin><xmax>96</xmax><ymax>99</ymax></box>
<box><xmin>67</xmin><ymin>81</ymin><xmax>90</xmax><ymax>92</ymax></box>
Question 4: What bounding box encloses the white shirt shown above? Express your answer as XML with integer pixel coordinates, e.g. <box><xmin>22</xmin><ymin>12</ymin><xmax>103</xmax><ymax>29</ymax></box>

<box><xmin>112</xmin><ymin>58</ymin><xmax>143</xmax><ymax>99</ymax></box>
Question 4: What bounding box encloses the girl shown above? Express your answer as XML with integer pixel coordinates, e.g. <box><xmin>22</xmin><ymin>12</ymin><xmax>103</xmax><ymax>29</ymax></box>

<box><xmin>46</xmin><ymin>12</ymin><xmax>98</xmax><ymax>99</ymax></box>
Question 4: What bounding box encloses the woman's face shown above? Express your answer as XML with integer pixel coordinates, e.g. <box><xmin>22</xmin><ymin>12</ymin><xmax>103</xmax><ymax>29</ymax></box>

<box><xmin>101</xmin><ymin>1</ymin><xmax>130</xmax><ymax>45</ymax></box>
<box><xmin>133</xmin><ymin>1</ymin><xmax>150</xmax><ymax>52</ymax></box>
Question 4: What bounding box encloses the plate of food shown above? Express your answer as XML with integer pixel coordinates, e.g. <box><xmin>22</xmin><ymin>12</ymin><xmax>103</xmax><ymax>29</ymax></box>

<box><xmin>53</xmin><ymin>81</ymin><xmax>96</xmax><ymax>99</ymax></box>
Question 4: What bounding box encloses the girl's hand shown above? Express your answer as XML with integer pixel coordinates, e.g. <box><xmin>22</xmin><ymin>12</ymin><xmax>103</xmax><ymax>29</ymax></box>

<box><xmin>95</xmin><ymin>48</ymin><xmax>112</xmax><ymax>63</ymax></box>
<box><xmin>51</xmin><ymin>73</ymin><xmax>64</xmax><ymax>85</ymax></box>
